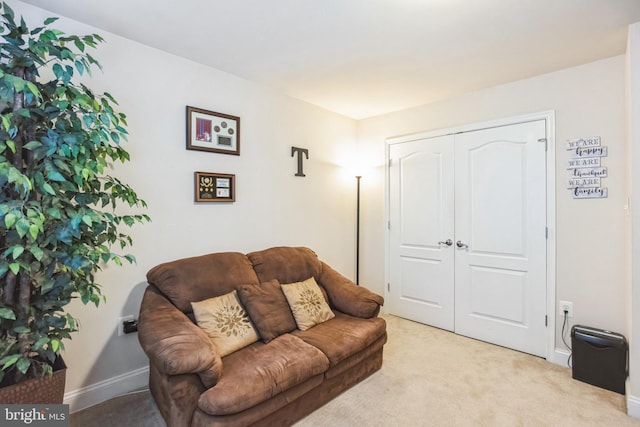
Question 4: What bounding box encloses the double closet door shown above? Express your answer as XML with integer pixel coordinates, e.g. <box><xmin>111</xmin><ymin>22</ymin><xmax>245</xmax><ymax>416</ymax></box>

<box><xmin>387</xmin><ymin>119</ymin><xmax>548</xmax><ymax>357</ymax></box>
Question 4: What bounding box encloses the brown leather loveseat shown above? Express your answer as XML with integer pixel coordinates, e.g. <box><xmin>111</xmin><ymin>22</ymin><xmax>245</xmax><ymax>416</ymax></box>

<box><xmin>138</xmin><ymin>246</ymin><xmax>387</xmax><ymax>426</ymax></box>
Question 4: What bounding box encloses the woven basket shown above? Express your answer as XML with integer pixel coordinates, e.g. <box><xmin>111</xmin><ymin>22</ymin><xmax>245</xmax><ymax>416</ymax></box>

<box><xmin>0</xmin><ymin>357</ymin><xmax>67</xmax><ymax>404</ymax></box>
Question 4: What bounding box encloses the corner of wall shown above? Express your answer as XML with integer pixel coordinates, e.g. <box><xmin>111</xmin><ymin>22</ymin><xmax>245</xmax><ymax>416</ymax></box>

<box><xmin>627</xmin><ymin>21</ymin><xmax>640</xmax><ymax>420</ymax></box>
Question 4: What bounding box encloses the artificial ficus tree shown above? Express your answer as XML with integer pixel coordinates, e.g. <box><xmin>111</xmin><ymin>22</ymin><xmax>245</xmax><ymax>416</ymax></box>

<box><xmin>0</xmin><ymin>2</ymin><xmax>149</xmax><ymax>385</ymax></box>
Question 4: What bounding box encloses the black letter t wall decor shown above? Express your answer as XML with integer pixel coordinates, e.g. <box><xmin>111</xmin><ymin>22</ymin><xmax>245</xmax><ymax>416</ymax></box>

<box><xmin>291</xmin><ymin>146</ymin><xmax>309</xmax><ymax>177</ymax></box>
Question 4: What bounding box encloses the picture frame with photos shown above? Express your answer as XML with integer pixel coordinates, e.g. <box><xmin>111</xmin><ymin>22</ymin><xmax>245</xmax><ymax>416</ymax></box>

<box><xmin>186</xmin><ymin>106</ymin><xmax>240</xmax><ymax>155</ymax></box>
<box><xmin>195</xmin><ymin>172</ymin><xmax>235</xmax><ymax>202</ymax></box>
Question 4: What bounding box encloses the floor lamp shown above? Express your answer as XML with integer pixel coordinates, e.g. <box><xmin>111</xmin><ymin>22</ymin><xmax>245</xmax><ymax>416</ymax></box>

<box><xmin>356</xmin><ymin>175</ymin><xmax>361</xmax><ymax>285</ymax></box>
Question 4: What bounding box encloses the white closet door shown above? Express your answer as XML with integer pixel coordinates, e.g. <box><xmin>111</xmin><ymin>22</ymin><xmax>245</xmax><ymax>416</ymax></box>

<box><xmin>388</xmin><ymin>119</ymin><xmax>548</xmax><ymax>357</ymax></box>
<box><xmin>388</xmin><ymin>135</ymin><xmax>455</xmax><ymax>331</ymax></box>
<box><xmin>454</xmin><ymin>120</ymin><xmax>547</xmax><ymax>357</ymax></box>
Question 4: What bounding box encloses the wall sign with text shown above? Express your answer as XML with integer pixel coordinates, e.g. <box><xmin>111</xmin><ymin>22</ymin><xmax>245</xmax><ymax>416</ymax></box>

<box><xmin>566</xmin><ymin>136</ymin><xmax>608</xmax><ymax>199</ymax></box>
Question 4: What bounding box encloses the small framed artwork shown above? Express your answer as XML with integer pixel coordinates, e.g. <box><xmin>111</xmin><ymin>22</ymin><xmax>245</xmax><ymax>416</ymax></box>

<box><xmin>195</xmin><ymin>172</ymin><xmax>235</xmax><ymax>202</ymax></box>
<box><xmin>186</xmin><ymin>106</ymin><xmax>240</xmax><ymax>155</ymax></box>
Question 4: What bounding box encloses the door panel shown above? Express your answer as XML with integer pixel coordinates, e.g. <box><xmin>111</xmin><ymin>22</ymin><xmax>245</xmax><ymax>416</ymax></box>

<box><xmin>400</xmin><ymin>152</ymin><xmax>442</xmax><ymax>245</ymax></box>
<box><xmin>400</xmin><ymin>257</ymin><xmax>445</xmax><ymax>305</ymax></box>
<box><xmin>467</xmin><ymin>141</ymin><xmax>525</xmax><ymax>255</ymax></box>
<box><xmin>468</xmin><ymin>266</ymin><xmax>526</xmax><ymax>324</ymax></box>
<box><xmin>388</xmin><ymin>135</ymin><xmax>455</xmax><ymax>331</ymax></box>
<box><xmin>454</xmin><ymin>120</ymin><xmax>547</xmax><ymax>357</ymax></box>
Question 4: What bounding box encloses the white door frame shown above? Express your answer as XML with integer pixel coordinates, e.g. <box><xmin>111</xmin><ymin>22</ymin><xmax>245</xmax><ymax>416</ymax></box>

<box><xmin>385</xmin><ymin>110</ymin><xmax>556</xmax><ymax>362</ymax></box>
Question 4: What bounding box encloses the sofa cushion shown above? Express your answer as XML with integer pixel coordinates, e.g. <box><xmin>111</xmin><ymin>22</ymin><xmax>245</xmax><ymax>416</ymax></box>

<box><xmin>197</xmin><ymin>334</ymin><xmax>330</xmax><ymax>416</ymax></box>
<box><xmin>323</xmin><ymin>333</ymin><xmax>387</xmax><ymax>380</ymax></box>
<box><xmin>293</xmin><ymin>312</ymin><xmax>387</xmax><ymax>366</ymax></box>
<box><xmin>191</xmin><ymin>291</ymin><xmax>259</xmax><ymax>357</ymax></box>
<box><xmin>247</xmin><ymin>246</ymin><xmax>322</xmax><ymax>284</ymax></box>
<box><xmin>281</xmin><ymin>277</ymin><xmax>335</xmax><ymax>331</ymax></box>
<box><xmin>236</xmin><ymin>280</ymin><xmax>297</xmax><ymax>343</ymax></box>
<box><xmin>146</xmin><ymin>252</ymin><xmax>259</xmax><ymax>313</ymax></box>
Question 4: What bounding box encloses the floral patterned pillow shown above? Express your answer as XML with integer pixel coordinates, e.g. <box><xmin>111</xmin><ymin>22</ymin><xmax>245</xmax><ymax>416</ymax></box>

<box><xmin>191</xmin><ymin>290</ymin><xmax>259</xmax><ymax>357</ymax></box>
<box><xmin>281</xmin><ymin>277</ymin><xmax>335</xmax><ymax>331</ymax></box>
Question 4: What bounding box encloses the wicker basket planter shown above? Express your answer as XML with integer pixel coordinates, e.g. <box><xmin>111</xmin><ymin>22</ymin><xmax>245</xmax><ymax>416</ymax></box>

<box><xmin>0</xmin><ymin>357</ymin><xmax>67</xmax><ymax>404</ymax></box>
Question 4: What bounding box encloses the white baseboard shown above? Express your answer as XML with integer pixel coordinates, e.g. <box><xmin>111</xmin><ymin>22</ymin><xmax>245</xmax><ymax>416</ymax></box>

<box><xmin>628</xmin><ymin>394</ymin><xmax>640</xmax><ymax>419</ymax></box>
<box><xmin>64</xmin><ymin>365</ymin><xmax>149</xmax><ymax>413</ymax></box>
<box><xmin>549</xmin><ymin>347</ymin><xmax>571</xmax><ymax>367</ymax></box>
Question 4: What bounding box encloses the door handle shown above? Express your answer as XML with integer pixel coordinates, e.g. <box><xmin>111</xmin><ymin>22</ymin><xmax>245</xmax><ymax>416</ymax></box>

<box><xmin>456</xmin><ymin>240</ymin><xmax>468</xmax><ymax>249</ymax></box>
<box><xmin>438</xmin><ymin>239</ymin><xmax>453</xmax><ymax>246</ymax></box>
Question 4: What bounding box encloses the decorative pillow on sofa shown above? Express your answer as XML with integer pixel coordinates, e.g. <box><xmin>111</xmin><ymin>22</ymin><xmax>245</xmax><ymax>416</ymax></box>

<box><xmin>191</xmin><ymin>290</ymin><xmax>259</xmax><ymax>357</ymax></box>
<box><xmin>237</xmin><ymin>280</ymin><xmax>297</xmax><ymax>343</ymax></box>
<box><xmin>281</xmin><ymin>277</ymin><xmax>335</xmax><ymax>331</ymax></box>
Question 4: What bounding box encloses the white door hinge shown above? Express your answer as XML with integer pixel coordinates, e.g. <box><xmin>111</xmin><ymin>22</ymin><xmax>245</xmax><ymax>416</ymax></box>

<box><xmin>538</xmin><ymin>138</ymin><xmax>547</xmax><ymax>151</ymax></box>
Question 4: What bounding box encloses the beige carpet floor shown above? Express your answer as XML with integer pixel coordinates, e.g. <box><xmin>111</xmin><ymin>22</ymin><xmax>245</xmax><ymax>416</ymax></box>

<box><xmin>71</xmin><ymin>314</ymin><xmax>640</xmax><ymax>426</ymax></box>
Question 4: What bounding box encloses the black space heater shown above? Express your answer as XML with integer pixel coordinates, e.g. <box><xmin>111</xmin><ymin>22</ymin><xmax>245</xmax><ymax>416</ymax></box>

<box><xmin>571</xmin><ymin>325</ymin><xmax>628</xmax><ymax>394</ymax></box>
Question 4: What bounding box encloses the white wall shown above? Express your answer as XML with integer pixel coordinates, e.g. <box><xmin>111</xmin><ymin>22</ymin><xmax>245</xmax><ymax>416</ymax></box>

<box><xmin>12</xmin><ymin>1</ymin><xmax>359</xmax><ymax>410</ymax></box>
<box><xmin>358</xmin><ymin>56</ymin><xmax>629</xmax><ymax>359</ymax></box>
<box><xmin>627</xmin><ymin>22</ymin><xmax>640</xmax><ymax>418</ymax></box>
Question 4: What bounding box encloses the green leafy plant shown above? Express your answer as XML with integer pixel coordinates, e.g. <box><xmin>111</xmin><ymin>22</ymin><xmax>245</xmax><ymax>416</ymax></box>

<box><xmin>0</xmin><ymin>2</ymin><xmax>149</xmax><ymax>385</ymax></box>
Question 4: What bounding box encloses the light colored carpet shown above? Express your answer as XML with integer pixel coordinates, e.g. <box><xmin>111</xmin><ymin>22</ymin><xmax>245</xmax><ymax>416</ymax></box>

<box><xmin>71</xmin><ymin>314</ymin><xmax>639</xmax><ymax>426</ymax></box>
<box><xmin>297</xmin><ymin>315</ymin><xmax>638</xmax><ymax>426</ymax></box>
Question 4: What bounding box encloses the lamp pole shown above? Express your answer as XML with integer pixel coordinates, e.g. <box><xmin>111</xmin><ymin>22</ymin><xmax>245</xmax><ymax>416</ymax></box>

<box><xmin>356</xmin><ymin>175</ymin><xmax>361</xmax><ymax>285</ymax></box>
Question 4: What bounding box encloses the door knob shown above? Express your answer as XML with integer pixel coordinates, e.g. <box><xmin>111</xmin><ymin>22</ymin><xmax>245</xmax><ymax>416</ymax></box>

<box><xmin>438</xmin><ymin>239</ymin><xmax>453</xmax><ymax>246</ymax></box>
<box><xmin>456</xmin><ymin>240</ymin><xmax>468</xmax><ymax>249</ymax></box>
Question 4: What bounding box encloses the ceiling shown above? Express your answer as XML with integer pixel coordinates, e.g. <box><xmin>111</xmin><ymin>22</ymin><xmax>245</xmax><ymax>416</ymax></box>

<box><xmin>19</xmin><ymin>0</ymin><xmax>640</xmax><ymax>119</ymax></box>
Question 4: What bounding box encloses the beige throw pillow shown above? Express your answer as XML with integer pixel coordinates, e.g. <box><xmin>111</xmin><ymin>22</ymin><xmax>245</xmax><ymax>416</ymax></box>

<box><xmin>281</xmin><ymin>277</ymin><xmax>335</xmax><ymax>331</ymax></box>
<box><xmin>191</xmin><ymin>290</ymin><xmax>259</xmax><ymax>357</ymax></box>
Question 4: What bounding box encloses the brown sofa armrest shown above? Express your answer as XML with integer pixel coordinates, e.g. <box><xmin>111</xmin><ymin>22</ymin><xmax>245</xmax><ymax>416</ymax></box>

<box><xmin>138</xmin><ymin>285</ymin><xmax>223</xmax><ymax>388</ymax></box>
<box><xmin>317</xmin><ymin>263</ymin><xmax>384</xmax><ymax>318</ymax></box>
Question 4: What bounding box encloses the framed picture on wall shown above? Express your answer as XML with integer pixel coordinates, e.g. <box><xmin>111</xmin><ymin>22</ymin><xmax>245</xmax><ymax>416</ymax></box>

<box><xmin>195</xmin><ymin>171</ymin><xmax>236</xmax><ymax>202</ymax></box>
<box><xmin>186</xmin><ymin>106</ymin><xmax>240</xmax><ymax>155</ymax></box>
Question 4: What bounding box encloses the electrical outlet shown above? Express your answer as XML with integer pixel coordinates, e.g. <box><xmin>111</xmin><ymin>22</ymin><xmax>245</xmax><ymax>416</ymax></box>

<box><xmin>117</xmin><ymin>315</ymin><xmax>134</xmax><ymax>336</ymax></box>
<box><xmin>559</xmin><ymin>300</ymin><xmax>574</xmax><ymax>317</ymax></box>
